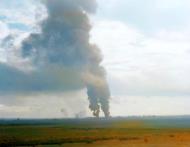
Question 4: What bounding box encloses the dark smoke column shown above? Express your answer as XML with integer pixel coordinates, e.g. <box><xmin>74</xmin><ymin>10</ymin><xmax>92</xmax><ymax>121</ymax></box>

<box><xmin>21</xmin><ymin>0</ymin><xmax>110</xmax><ymax>117</ymax></box>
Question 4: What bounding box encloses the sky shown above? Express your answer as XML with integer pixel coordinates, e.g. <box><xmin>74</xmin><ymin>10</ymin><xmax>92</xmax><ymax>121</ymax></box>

<box><xmin>0</xmin><ymin>0</ymin><xmax>190</xmax><ymax>118</ymax></box>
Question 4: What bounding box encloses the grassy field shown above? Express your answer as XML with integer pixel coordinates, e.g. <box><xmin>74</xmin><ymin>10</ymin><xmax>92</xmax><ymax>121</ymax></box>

<box><xmin>0</xmin><ymin>117</ymin><xmax>190</xmax><ymax>146</ymax></box>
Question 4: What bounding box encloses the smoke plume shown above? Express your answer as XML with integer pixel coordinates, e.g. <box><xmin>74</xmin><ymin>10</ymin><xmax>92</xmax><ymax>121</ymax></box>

<box><xmin>20</xmin><ymin>0</ymin><xmax>110</xmax><ymax>117</ymax></box>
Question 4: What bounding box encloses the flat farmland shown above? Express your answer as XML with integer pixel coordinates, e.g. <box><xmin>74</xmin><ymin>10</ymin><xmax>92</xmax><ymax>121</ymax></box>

<box><xmin>0</xmin><ymin>117</ymin><xmax>190</xmax><ymax>146</ymax></box>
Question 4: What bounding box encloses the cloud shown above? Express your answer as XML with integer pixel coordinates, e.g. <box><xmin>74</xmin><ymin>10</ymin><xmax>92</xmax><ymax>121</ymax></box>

<box><xmin>0</xmin><ymin>21</ymin><xmax>9</xmax><ymax>39</ymax></box>
<box><xmin>91</xmin><ymin>19</ymin><xmax>190</xmax><ymax>97</ymax></box>
<box><xmin>110</xmin><ymin>95</ymin><xmax>190</xmax><ymax>116</ymax></box>
<box><xmin>0</xmin><ymin>0</ymin><xmax>43</xmax><ymax>27</ymax></box>
<box><xmin>0</xmin><ymin>90</ymin><xmax>91</xmax><ymax>118</ymax></box>
<box><xmin>96</xmin><ymin>0</ymin><xmax>190</xmax><ymax>32</ymax></box>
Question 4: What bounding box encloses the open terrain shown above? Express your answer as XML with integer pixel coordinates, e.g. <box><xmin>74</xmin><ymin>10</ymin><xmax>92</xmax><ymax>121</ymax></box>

<box><xmin>0</xmin><ymin>116</ymin><xmax>190</xmax><ymax>146</ymax></box>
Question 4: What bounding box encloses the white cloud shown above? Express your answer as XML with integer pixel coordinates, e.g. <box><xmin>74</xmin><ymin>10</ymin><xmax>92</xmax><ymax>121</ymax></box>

<box><xmin>90</xmin><ymin>20</ymin><xmax>143</xmax><ymax>64</ymax></box>
<box><xmin>0</xmin><ymin>21</ymin><xmax>9</xmax><ymax>39</ymax></box>
<box><xmin>0</xmin><ymin>0</ymin><xmax>45</xmax><ymax>27</ymax></box>
<box><xmin>91</xmin><ymin>19</ymin><xmax>190</xmax><ymax>112</ymax></box>
<box><xmin>96</xmin><ymin>0</ymin><xmax>190</xmax><ymax>32</ymax></box>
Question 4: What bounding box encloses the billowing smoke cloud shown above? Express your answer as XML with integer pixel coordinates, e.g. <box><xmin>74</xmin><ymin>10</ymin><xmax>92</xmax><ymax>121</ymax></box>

<box><xmin>19</xmin><ymin>0</ymin><xmax>110</xmax><ymax>117</ymax></box>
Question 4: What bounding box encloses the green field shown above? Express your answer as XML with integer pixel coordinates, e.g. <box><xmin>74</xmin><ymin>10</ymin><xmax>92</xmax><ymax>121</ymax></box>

<box><xmin>1</xmin><ymin>117</ymin><xmax>190</xmax><ymax>146</ymax></box>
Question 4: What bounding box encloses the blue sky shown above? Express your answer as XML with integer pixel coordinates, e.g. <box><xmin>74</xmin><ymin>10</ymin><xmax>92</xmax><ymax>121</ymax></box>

<box><xmin>0</xmin><ymin>0</ymin><xmax>190</xmax><ymax>118</ymax></box>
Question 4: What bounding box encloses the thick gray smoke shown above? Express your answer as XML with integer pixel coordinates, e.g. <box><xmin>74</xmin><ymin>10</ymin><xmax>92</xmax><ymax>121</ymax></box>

<box><xmin>21</xmin><ymin>0</ymin><xmax>110</xmax><ymax>117</ymax></box>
